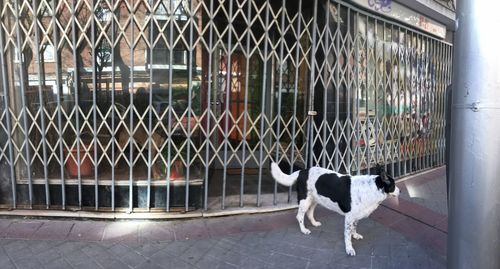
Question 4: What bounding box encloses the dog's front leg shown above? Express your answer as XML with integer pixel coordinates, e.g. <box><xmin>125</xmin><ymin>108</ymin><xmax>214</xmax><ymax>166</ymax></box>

<box><xmin>352</xmin><ymin>220</ymin><xmax>363</xmax><ymax>240</ymax></box>
<box><xmin>344</xmin><ymin>218</ymin><xmax>356</xmax><ymax>256</ymax></box>
<box><xmin>297</xmin><ymin>197</ymin><xmax>312</xmax><ymax>235</ymax></box>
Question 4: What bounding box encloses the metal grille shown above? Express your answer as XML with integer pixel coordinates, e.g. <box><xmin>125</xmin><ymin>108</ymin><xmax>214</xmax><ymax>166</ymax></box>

<box><xmin>0</xmin><ymin>0</ymin><xmax>452</xmax><ymax>214</ymax></box>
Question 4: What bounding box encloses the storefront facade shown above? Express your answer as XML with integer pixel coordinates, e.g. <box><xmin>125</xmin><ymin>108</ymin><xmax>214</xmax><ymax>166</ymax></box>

<box><xmin>0</xmin><ymin>0</ymin><xmax>453</xmax><ymax>215</ymax></box>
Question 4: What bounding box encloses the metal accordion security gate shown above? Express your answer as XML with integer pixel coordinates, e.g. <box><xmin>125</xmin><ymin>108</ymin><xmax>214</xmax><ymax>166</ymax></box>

<box><xmin>0</xmin><ymin>0</ymin><xmax>452</xmax><ymax>215</ymax></box>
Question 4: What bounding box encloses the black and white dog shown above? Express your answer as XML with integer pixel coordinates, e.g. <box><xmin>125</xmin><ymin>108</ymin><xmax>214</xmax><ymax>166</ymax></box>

<box><xmin>270</xmin><ymin>163</ymin><xmax>400</xmax><ymax>256</ymax></box>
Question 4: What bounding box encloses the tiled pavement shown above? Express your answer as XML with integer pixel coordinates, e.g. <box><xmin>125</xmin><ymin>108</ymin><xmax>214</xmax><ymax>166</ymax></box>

<box><xmin>0</xmin><ymin>167</ymin><xmax>447</xmax><ymax>269</ymax></box>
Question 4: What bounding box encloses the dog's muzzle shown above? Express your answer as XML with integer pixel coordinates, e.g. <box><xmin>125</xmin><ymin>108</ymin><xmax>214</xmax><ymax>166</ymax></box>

<box><xmin>390</xmin><ymin>186</ymin><xmax>400</xmax><ymax>197</ymax></box>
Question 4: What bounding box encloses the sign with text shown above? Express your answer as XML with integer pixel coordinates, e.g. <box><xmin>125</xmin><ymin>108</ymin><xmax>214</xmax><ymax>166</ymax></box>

<box><xmin>350</xmin><ymin>0</ymin><xmax>447</xmax><ymax>39</ymax></box>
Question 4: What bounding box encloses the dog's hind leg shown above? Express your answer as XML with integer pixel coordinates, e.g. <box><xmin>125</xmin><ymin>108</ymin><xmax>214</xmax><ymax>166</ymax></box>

<box><xmin>297</xmin><ymin>196</ymin><xmax>313</xmax><ymax>235</ymax></box>
<box><xmin>344</xmin><ymin>217</ymin><xmax>356</xmax><ymax>256</ymax></box>
<box><xmin>306</xmin><ymin>202</ymin><xmax>321</xmax><ymax>227</ymax></box>
<box><xmin>352</xmin><ymin>220</ymin><xmax>363</xmax><ymax>240</ymax></box>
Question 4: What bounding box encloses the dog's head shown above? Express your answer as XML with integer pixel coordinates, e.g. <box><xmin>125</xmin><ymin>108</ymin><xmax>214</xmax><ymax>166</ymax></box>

<box><xmin>374</xmin><ymin>164</ymin><xmax>400</xmax><ymax>197</ymax></box>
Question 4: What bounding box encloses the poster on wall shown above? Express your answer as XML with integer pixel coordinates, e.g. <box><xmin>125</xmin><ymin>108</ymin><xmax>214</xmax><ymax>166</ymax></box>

<box><xmin>350</xmin><ymin>0</ymin><xmax>447</xmax><ymax>39</ymax></box>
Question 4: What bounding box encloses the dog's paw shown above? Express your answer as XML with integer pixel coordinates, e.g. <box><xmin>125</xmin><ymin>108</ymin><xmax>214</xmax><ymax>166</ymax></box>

<box><xmin>345</xmin><ymin>247</ymin><xmax>356</xmax><ymax>256</ymax></box>
<box><xmin>311</xmin><ymin>221</ymin><xmax>322</xmax><ymax>227</ymax></box>
<box><xmin>301</xmin><ymin>228</ymin><xmax>311</xmax><ymax>235</ymax></box>
<box><xmin>352</xmin><ymin>232</ymin><xmax>363</xmax><ymax>240</ymax></box>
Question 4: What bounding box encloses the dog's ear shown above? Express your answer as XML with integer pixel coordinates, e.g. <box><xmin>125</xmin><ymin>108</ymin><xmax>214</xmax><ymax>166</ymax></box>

<box><xmin>375</xmin><ymin>163</ymin><xmax>384</xmax><ymax>174</ymax></box>
<box><xmin>380</xmin><ymin>172</ymin><xmax>391</xmax><ymax>185</ymax></box>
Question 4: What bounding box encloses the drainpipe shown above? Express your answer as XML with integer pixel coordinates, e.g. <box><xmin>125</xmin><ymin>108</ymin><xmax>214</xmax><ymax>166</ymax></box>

<box><xmin>448</xmin><ymin>0</ymin><xmax>500</xmax><ymax>268</ymax></box>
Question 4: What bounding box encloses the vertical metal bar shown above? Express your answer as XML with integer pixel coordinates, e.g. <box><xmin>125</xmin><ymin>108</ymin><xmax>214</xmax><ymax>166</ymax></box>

<box><xmin>289</xmin><ymin>0</ymin><xmax>302</xmax><ymax>202</ymax></box>
<box><xmin>408</xmin><ymin>31</ymin><xmax>414</xmax><ymax>173</ymax></box>
<box><xmin>91</xmin><ymin>0</ymin><xmax>98</xmax><ymax>210</ymax></box>
<box><xmin>443</xmin><ymin>43</ymin><xmax>449</xmax><ymax>166</ymax></box>
<box><xmin>334</xmin><ymin>2</ymin><xmax>340</xmax><ymax>171</ymax></box>
<box><xmin>422</xmin><ymin>36</ymin><xmax>428</xmax><ymax>170</ymax></box>
<box><xmin>165</xmin><ymin>0</ymin><xmax>174</xmax><ymax>212</ymax></box>
<box><xmin>0</xmin><ymin>9</ymin><xmax>17</xmax><ymax>208</ymax></box>
<box><xmin>437</xmin><ymin>41</ymin><xmax>443</xmax><ymax>166</ymax></box>
<box><xmin>372</xmin><ymin>19</ymin><xmax>380</xmax><ymax>170</ymax></box>
<box><xmin>364</xmin><ymin>15</ymin><xmax>369</xmax><ymax>173</ymax></box>
<box><xmin>346</xmin><ymin>8</ymin><xmax>352</xmax><ymax>173</ymax></box>
<box><xmin>111</xmin><ymin>0</ymin><xmax>116</xmax><ymax>211</ymax></box>
<box><xmin>32</xmin><ymin>0</ymin><xmax>50</xmax><ymax>208</ymax></box>
<box><xmin>435</xmin><ymin>39</ymin><xmax>440</xmax><ymax>167</ymax></box>
<box><xmin>389</xmin><ymin>24</ymin><xmax>394</xmax><ymax>174</ymax></box>
<box><xmin>203</xmin><ymin>0</ymin><xmax>214</xmax><ymax>211</ymax></box>
<box><xmin>445</xmin><ymin>43</ymin><xmax>450</xmax><ymax>165</ymax></box>
<box><xmin>355</xmin><ymin>11</ymin><xmax>361</xmax><ymax>175</ymax></box>
<box><xmin>256</xmin><ymin>0</ymin><xmax>271</xmax><ymax>206</ymax></box>
<box><xmin>185</xmin><ymin>0</ymin><xmax>195</xmax><ymax>212</ymax></box>
<box><xmin>239</xmin><ymin>0</ymin><xmax>252</xmax><ymax>208</ymax></box>
<box><xmin>70</xmin><ymin>0</ymin><xmax>83</xmax><ymax>209</ymax></box>
<box><xmin>221</xmin><ymin>0</ymin><xmax>234</xmax><ymax>210</ymax></box>
<box><xmin>321</xmin><ymin>0</ymin><xmax>329</xmax><ymax>168</ymax></box>
<box><xmin>306</xmin><ymin>0</ymin><xmax>318</xmax><ymax>169</ymax></box>
<box><xmin>129</xmin><ymin>0</ymin><xmax>135</xmax><ymax>213</ymax></box>
<box><xmin>373</xmin><ymin>19</ymin><xmax>379</xmax><ymax>171</ymax></box>
<box><xmin>403</xmin><ymin>28</ymin><xmax>409</xmax><ymax>175</ymax></box>
<box><xmin>445</xmin><ymin>44</ymin><xmax>451</xmax><ymax>165</ymax></box>
<box><xmin>435</xmin><ymin>40</ymin><xmax>441</xmax><ymax>167</ymax></box>
<box><xmin>273</xmin><ymin>0</ymin><xmax>286</xmax><ymax>205</ymax></box>
<box><xmin>147</xmin><ymin>0</ymin><xmax>154</xmax><ymax>211</ymax></box>
<box><xmin>14</xmin><ymin>0</ymin><xmax>33</xmax><ymax>207</ymax></box>
<box><xmin>418</xmin><ymin>34</ymin><xmax>423</xmax><ymax>171</ymax></box>
<box><xmin>426</xmin><ymin>36</ymin><xmax>432</xmax><ymax>169</ymax></box>
<box><xmin>382</xmin><ymin>22</ymin><xmax>388</xmax><ymax>173</ymax></box>
<box><xmin>436</xmin><ymin>40</ymin><xmax>440</xmax><ymax>167</ymax></box>
<box><xmin>52</xmin><ymin>0</ymin><xmax>65</xmax><ymax>209</ymax></box>
<box><xmin>396</xmin><ymin>27</ymin><xmax>401</xmax><ymax>176</ymax></box>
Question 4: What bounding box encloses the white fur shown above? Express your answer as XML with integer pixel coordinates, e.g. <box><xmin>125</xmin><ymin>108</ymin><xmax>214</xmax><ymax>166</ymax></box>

<box><xmin>271</xmin><ymin>163</ymin><xmax>400</xmax><ymax>256</ymax></box>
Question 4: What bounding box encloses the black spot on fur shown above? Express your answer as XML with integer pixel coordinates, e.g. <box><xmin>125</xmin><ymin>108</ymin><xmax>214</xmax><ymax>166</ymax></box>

<box><xmin>315</xmin><ymin>174</ymin><xmax>352</xmax><ymax>213</ymax></box>
<box><xmin>296</xmin><ymin>169</ymin><xmax>310</xmax><ymax>203</ymax></box>
<box><xmin>375</xmin><ymin>176</ymin><xmax>396</xmax><ymax>193</ymax></box>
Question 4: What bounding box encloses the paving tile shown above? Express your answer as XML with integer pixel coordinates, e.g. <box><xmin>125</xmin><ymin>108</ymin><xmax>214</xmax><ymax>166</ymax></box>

<box><xmin>71</xmin><ymin>260</ymin><xmax>102</xmax><ymax>269</ymax></box>
<box><xmin>370</xmin><ymin>206</ymin><xmax>406</xmax><ymax>227</ymax></box>
<box><xmin>42</xmin><ymin>258</ymin><xmax>72</xmax><ymax>269</ymax></box>
<box><xmin>28</xmin><ymin>239</ymin><xmax>64</xmax><ymax>255</ymax></box>
<box><xmin>31</xmin><ymin>220</ymin><xmax>74</xmax><ymax>240</ymax></box>
<box><xmin>134</xmin><ymin>259</ymin><xmax>164</xmax><ymax>269</ymax></box>
<box><xmin>178</xmin><ymin>239</ymin><xmax>214</xmax><ymax>264</ymax></box>
<box><xmin>0</xmin><ymin>251</ymin><xmax>16</xmax><ymax>269</ymax></box>
<box><xmin>266</xmin><ymin>252</ymin><xmax>309</xmax><ymax>269</ymax></box>
<box><xmin>11</xmin><ymin>257</ymin><xmax>44</xmax><ymax>269</ymax></box>
<box><xmin>205</xmin><ymin>216</ymin><xmax>244</xmax><ymax>238</ymax></box>
<box><xmin>102</xmin><ymin>221</ymin><xmax>140</xmax><ymax>243</ymax></box>
<box><xmin>119</xmin><ymin>250</ymin><xmax>149</xmax><ymax>268</ymax></box>
<box><xmin>130</xmin><ymin>242</ymin><xmax>169</xmax><ymax>258</ymax></box>
<box><xmin>64</xmin><ymin>249</ymin><xmax>92</xmax><ymax>267</ymax></box>
<box><xmin>418</xmin><ymin>226</ymin><xmax>447</xmax><ymax>257</ymax></box>
<box><xmin>195</xmin><ymin>255</ymin><xmax>235</xmax><ymax>269</ymax></box>
<box><xmin>390</xmin><ymin>216</ymin><xmax>428</xmax><ymax>239</ymax></box>
<box><xmin>173</xmin><ymin>219</ymin><xmax>210</xmax><ymax>241</ymax></box>
<box><xmin>67</xmin><ymin>221</ymin><xmax>107</xmax><ymax>241</ymax></box>
<box><xmin>139</xmin><ymin>222</ymin><xmax>176</xmax><ymax>243</ymax></box>
<box><xmin>434</xmin><ymin>218</ymin><xmax>448</xmax><ymax>233</ymax></box>
<box><xmin>4</xmin><ymin>220</ymin><xmax>43</xmax><ymax>239</ymax></box>
<box><xmin>34</xmin><ymin>248</ymin><xmax>63</xmax><ymax>264</ymax></box>
<box><xmin>0</xmin><ymin>218</ymin><xmax>13</xmax><ymax>237</ymax></box>
<box><xmin>149</xmin><ymin>250</ymin><xmax>196</xmax><ymax>269</ymax></box>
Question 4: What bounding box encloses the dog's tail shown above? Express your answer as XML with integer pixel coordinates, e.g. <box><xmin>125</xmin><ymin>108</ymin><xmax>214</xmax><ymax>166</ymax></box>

<box><xmin>270</xmin><ymin>162</ymin><xmax>300</xmax><ymax>187</ymax></box>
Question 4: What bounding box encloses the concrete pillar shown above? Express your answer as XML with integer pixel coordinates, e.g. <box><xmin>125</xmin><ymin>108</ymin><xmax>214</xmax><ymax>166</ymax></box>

<box><xmin>448</xmin><ymin>0</ymin><xmax>500</xmax><ymax>268</ymax></box>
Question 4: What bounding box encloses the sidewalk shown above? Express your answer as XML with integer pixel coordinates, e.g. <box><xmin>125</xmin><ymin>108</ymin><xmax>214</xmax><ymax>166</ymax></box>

<box><xmin>0</xmin><ymin>167</ymin><xmax>447</xmax><ymax>269</ymax></box>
